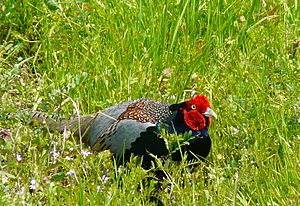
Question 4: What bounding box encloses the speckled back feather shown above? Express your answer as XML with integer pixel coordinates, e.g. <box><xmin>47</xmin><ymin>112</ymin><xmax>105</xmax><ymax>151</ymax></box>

<box><xmin>118</xmin><ymin>98</ymin><xmax>171</xmax><ymax>123</ymax></box>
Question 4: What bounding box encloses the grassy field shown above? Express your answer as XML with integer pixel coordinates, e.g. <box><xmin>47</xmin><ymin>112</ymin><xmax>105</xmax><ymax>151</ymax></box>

<box><xmin>0</xmin><ymin>0</ymin><xmax>299</xmax><ymax>205</ymax></box>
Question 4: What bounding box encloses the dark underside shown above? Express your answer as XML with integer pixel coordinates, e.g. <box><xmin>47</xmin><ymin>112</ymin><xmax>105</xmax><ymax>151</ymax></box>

<box><xmin>118</xmin><ymin>128</ymin><xmax>211</xmax><ymax>168</ymax></box>
<box><xmin>171</xmin><ymin>131</ymin><xmax>211</xmax><ymax>162</ymax></box>
<box><xmin>122</xmin><ymin>126</ymin><xmax>169</xmax><ymax>168</ymax></box>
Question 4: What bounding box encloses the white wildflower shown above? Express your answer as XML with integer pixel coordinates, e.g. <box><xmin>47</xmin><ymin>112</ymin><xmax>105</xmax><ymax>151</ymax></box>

<box><xmin>67</xmin><ymin>169</ymin><xmax>75</xmax><ymax>176</ymax></box>
<box><xmin>81</xmin><ymin>149</ymin><xmax>92</xmax><ymax>157</ymax></box>
<box><xmin>29</xmin><ymin>178</ymin><xmax>36</xmax><ymax>192</ymax></box>
<box><xmin>2</xmin><ymin>174</ymin><xmax>8</xmax><ymax>184</ymax></box>
<box><xmin>231</xmin><ymin>127</ymin><xmax>239</xmax><ymax>136</ymax></box>
<box><xmin>217</xmin><ymin>154</ymin><xmax>224</xmax><ymax>160</ymax></box>
<box><xmin>52</xmin><ymin>150</ymin><xmax>60</xmax><ymax>159</ymax></box>
<box><xmin>96</xmin><ymin>185</ymin><xmax>101</xmax><ymax>192</ymax></box>
<box><xmin>65</xmin><ymin>156</ymin><xmax>74</xmax><ymax>161</ymax></box>
<box><xmin>101</xmin><ymin>175</ymin><xmax>109</xmax><ymax>184</ymax></box>
<box><xmin>170</xmin><ymin>95</ymin><xmax>176</xmax><ymax>100</ymax></box>
<box><xmin>16</xmin><ymin>154</ymin><xmax>22</xmax><ymax>162</ymax></box>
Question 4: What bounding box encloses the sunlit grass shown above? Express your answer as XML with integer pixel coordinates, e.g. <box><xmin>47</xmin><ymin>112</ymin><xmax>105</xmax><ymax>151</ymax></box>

<box><xmin>1</xmin><ymin>0</ymin><xmax>299</xmax><ymax>205</ymax></box>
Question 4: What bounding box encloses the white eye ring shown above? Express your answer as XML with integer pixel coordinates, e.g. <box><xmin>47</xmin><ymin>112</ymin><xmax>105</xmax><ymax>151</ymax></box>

<box><xmin>191</xmin><ymin>104</ymin><xmax>197</xmax><ymax>110</ymax></box>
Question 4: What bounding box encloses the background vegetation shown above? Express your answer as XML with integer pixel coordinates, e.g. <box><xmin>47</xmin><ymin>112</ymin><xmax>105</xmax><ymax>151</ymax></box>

<box><xmin>0</xmin><ymin>0</ymin><xmax>299</xmax><ymax>205</ymax></box>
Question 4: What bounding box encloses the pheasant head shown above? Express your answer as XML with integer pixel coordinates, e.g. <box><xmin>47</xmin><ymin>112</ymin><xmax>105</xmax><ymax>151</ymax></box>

<box><xmin>170</xmin><ymin>95</ymin><xmax>217</xmax><ymax>131</ymax></box>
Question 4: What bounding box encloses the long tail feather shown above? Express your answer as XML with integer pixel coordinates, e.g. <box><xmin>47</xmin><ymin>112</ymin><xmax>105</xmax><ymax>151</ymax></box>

<box><xmin>30</xmin><ymin>111</ymin><xmax>99</xmax><ymax>142</ymax></box>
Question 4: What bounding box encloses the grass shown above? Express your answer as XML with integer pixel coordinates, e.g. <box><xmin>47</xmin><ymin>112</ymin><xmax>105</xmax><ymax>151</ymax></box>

<box><xmin>0</xmin><ymin>0</ymin><xmax>299</xmax><ymax>205</ymax></box>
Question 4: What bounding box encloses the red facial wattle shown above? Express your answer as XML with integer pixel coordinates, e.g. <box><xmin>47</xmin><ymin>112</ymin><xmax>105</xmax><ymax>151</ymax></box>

<box><xmin>183</xmin><ymin>109</ymin><xmax>206</xmax><ymax>130</ymax></box>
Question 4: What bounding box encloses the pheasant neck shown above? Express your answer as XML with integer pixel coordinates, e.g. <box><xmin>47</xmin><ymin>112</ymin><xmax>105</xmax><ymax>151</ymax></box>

<box><xmin>167</xmin><ymin>110</ymin><xmax>209</xmax><ymax>137</ymax></box>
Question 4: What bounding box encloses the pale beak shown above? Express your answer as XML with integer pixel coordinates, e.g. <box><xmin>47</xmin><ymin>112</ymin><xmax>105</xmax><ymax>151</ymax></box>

<box><xmin>203</xmin><ymin>107</ymin><xmax>218</xmax><ymax>119</ymax></box>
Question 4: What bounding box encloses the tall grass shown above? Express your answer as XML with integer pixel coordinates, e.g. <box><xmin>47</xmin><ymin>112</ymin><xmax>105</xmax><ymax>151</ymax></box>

<box><xmin>1</xmin><ymin>0</ymin><xmax>299</xmax><ymax>205</ymax></box>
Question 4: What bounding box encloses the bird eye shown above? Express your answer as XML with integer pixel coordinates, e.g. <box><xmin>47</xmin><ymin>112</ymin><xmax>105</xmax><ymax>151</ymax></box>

<box><xmin>191</xmin><ymin>104</ymin><xmax>196</xmax><ymax>110</ymax></box>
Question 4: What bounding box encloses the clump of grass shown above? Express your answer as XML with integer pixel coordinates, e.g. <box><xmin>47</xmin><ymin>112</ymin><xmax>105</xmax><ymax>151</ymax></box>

<box><xmin>1</xmin><ymin>0</ymin><xmax>299</xmax><ymax>205</ymax></box>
